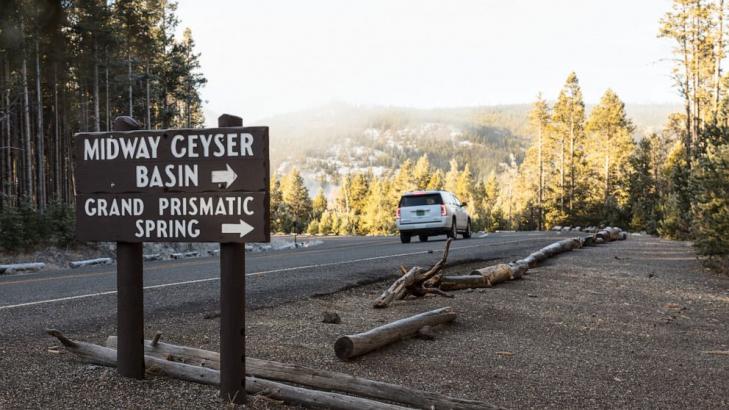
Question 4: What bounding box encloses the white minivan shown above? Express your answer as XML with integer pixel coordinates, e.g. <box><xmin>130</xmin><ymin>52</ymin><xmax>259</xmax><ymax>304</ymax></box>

<box><xmin>396</xmin><ymin>190</ymin><xmax>471</xmax><ymax>243</ymax></box>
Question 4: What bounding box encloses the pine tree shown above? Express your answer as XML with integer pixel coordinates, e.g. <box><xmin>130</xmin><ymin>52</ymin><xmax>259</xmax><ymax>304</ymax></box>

<box><xmin>551</xmin><ymin>72</ymin><xmax>587</xmax><ymax>220</ymax></box>
<box><xmin>658</xmin><ymin>141</ymin><xmax>692</xmax><ymax>239</ymax></box>
<box><xmin>426</xmin><ymin>169</ymin><xmax>445</xmax><ymax>190</ymax></box>
<box><xmin>361</xmin><ymin>179</ymin><xmax>395</xmax><ymax>234</ymax></box>
<box><xmin>413</xmin><ymin>154</ymin><xmax>431</xmax><ymax>189</ymax></box>
<box><xmin>318</xmin><ymin>210</ymin><xmax>333</xmax><ymax>235</ymax></box>
<box><xmin>628</xmin><ymin>138</ymin><xmax>659</xmax><ymax>233</ymax></box>
<box><xmin>692</xmin><ymin>125</ymin><xmax>729</xmax><ymax>270</ymax></box>
<box><xmin>528</xmin><ymin>93</ymin><xmax>551</xmax><ymax>229</ymax></box>
<box><xmin>312</xmin><ymin>188</ymin><xmax>328</xmax><ymax>221</ymax></box>
<box><xmin>586</xmin><ymin>89</ymin><xmax>636</xmax><ymax>222</ymax></box>
<box><xmin>444</xmin><ymin>159</ymin><xmax>459</xmax><ymax>193</ymax></box>
<box><xmin>455</xmin><ymin>163</ymin><xmax>474</xmax><ymax>205</ymax></box>
<box><xmin>269</xmin><ymin>175</ymin><xmax>288</xmax><ymax>233</ymax></box>
<box><xmin>280</xmin><ymin>168</ymin><xmax>312</xmax><ymax>233</ymax></box>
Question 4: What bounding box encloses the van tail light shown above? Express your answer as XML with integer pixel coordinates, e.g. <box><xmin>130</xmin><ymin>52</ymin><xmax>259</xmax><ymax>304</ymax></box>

<box><xmin>396</xmin><ymin>208</ymin><xmax>401</xmax><ymax>218</ymax></box>
<box><xmin>440</xmin><ymin>205</ymin><xmax>447</xmax><ymax>216</ymax></box>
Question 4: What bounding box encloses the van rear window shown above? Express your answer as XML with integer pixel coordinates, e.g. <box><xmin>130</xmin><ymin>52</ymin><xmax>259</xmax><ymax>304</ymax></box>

<box><xmin>399</xmin><ymin>194</ymin><xmax>443</xmax><ymax>207</ymax></box>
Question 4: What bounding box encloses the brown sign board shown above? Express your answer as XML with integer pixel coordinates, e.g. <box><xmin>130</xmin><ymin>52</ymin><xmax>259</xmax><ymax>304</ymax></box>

<box><xmin>73</xmin><ymin>127</ymin><xmax>270</xmax><ymax>243</ymax></box>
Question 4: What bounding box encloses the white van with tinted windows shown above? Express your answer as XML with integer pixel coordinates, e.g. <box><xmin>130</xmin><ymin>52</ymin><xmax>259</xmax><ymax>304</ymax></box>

<box><xmin>396</xmin><ymin>190</ymin><xmax>471</xmax><ymax>243</ymax></box>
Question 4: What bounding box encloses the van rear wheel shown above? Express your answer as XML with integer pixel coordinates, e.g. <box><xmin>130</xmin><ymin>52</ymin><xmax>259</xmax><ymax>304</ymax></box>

<box><xmin>462</xmin><ymin>220</ymin><xmax>472</xmax><ymax>239</ymax></box>
<box><xmin>400</xmin><ymin>232</ymin><xmax>411</xmax><ymax>244</ymax></box>
<box><xmin>418</xmin><ymin>234</ymin><xmax>428</xmax><ymax>242</ymax></box>
<box><xmin>447</xmin><ymin>219</ymin><xmax>457</xmax><ymax>239</ymax></box>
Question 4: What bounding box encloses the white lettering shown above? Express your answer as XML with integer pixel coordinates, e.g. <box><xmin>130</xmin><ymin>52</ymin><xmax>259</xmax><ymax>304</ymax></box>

<box><xmin>241</xmin><ymin>133</ymin><xmax>254</xmax><ymax>156</ymax></box>
<box><xmin>243</xmin><ymin>196</ymin><xmax>254</xmax><ymax>215</ymax></box>
<box><xmin>171</xmin><ymin>134</ymin><xmax>186</xmax><ymax>158</ymax></box>
<box><xmin>136</xmin><ymin>166</ymin><xmax>149</xmax><ymax>188</ymax></box>
<box><xmin>84</xmin><ymin>198</ymin><xmax>96</xmax><ymax>216</ymax></box>
<box><xmin>105</xmin><ymin>138</ymin><xmax>119</xmax><ymax>160</ymax></box>
<box><xmin>84</xmin><ymin>139</ymin><xmax>99</xmax><ymax>160</ymax></box>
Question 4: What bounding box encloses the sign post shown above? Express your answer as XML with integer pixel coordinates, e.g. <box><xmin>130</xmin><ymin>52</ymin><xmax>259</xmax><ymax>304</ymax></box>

<box><xmin>114</xmin><ymin>117</ymin><xmax>145</xmax><ymax>380</ymax></box>
<box><xmin>73</xmin><ymin>114</ymin><xmax>269</xmax><ymax>405</ymax></box>
<box><xmin>217</xmin><ymin>114</ymin><xmax>246</xmax><ymax>403</ymax></box>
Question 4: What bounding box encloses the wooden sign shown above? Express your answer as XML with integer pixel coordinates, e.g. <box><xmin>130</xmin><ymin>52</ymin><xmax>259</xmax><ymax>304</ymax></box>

<box><xmin>73</xmin><ymin>127</ymin><xmax>270</xmax><ymax>243</ymax></box>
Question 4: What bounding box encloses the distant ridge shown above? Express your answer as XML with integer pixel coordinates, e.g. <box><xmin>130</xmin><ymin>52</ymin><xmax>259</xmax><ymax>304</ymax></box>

<box><xmin>260</xmin><ymin>102</ymin><xmax>680</xmax><ymax>185</ymax></box>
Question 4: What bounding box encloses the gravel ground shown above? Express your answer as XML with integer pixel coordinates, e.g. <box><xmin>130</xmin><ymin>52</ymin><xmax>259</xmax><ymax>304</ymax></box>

<box><xmin>2</xmin><ymin>235</ymin><xmax>728</xmax><ymax>409</ymax></box>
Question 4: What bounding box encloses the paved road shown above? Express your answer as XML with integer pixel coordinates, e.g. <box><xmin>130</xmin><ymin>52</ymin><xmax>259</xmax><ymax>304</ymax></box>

<box><xmin>0</xmin><ymin>232</ymin><xmax>573</xmax><ymax>337</ymax></box>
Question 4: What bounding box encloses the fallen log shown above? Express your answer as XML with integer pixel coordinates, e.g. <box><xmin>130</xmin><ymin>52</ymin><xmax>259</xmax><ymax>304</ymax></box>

<box><xmin>438</xmin><ymin>261</ymin><xmax>525</xmax><ymax>291</ymax></box>
<box><xmin>335</xmin><ymin>307</ymin><xmax>456</xmax><ymax>360</ymax></box>
<box><xmin>69</xmin><ymin>258</ymin><xmax>112</xmax><ymax>269</ymax></box>
<box><xmin>72</xmin><ymin>331</ymin><xmax>496</xmax><ymax>409</ymax></box>
<box><xmin>143</xmin><ymin>253</ymin><xmax>162</xmax><ymax>261</ymax></box>
<box><xmin>517</xmin><ymin>250</ymin><xmax>547</xmax><ymax>268</ymax></box>
<box><xmin>539</xmin><ymin>238</ymin><xmax>579</xmax><ymax>257</ymax></box>
<box><xmin>109</xmin><ymin>335</ymin><xmax>493</xmax><ymax>409</ymax></box>
<box><xmin>582</xmin><ymin>235</ymin><xmax>597</xmax><ymax>246</ymax></box>
<box><xmin>469</xmin><ymin>264</ymin><xmax>512</xmax><ymax>285</ymax></box>
<box><xmin>596</xmin><ymin>229</ymin><xmax>609</xmax><ymax>241</ymax></box>
<box><xmin>170</xmin><ymin>251</ymin><xmax>199</xmax><ymax>259</ymax></box>
<box><xmin>606</xmin><ymin>227</ymin><xmax>621</xmax><ymax>241</ymax></box>
<box><xmin>106</xmin><ymin>336</ymin><xmax>220</xmax><ymax>369</ymax></box>
<box><xmin>0</xmin><ymin>262</ymin><xmax>45</xmax><ymax>274</ymax></box>
<box><xmin>440</xmin><ymin>274</ymin><xmax>492</xmax><ymax>290</ymax></box>
<box><xmin>246</xmin><ymin>358</ymin><xmax>494</xmax><ymax>410</ymax></box>
<box><xmin>246</xmin><ymin>376</ymin><xmax>410</xmax><ymax>410</ymax></box>
<box><xmin>373</xmin><ymin>239</ymin><xmax>453</xmax><ymax>308</ymax></box>
<box><xmin>508</xmin><ymin>261</ymin><xmax>529</xmax><ymax>279</ymax></box>
<box><xmin>47</xmin><ymin>330</ymin><xmax>220</xmax><ymax>385</ymax></box>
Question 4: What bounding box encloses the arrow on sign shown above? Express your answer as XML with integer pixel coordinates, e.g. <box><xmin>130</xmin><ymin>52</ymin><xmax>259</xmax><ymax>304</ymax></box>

<box><xmin>222</xmin><ymin>220</ymin><xmax>254</xmax><ymax>237</ymax></box>
<box><xmin>211</xmin><ymin>163</ymin><xmax>238</xmax><ymax>188</ymax></box>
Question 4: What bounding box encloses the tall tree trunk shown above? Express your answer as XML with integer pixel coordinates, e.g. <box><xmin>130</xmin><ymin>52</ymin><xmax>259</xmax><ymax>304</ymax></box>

<box><xmin>54</xmin><ymin>64</ymin><xmax>61</xmax><ymax>201</ymax></box>
<box><xmin>145</xmin><ymin>63</ymin><xmax>151</xmax><ymax>128</ymax></box>
<box><xmin>715</xmin><ymin>0</ymin><xmax>724</xmax><ymax>120</ymax></box>
<box><xmin>93</xmin><ymin>41</ymin><xmax>100</xmax><ymax>132</ymax></box>
<box><xmin>79</xmin><ymin>87</ymin><xmax>85</xmax><ymax>131</ymax></box>
<box><xmin>128</xmin><ymin>53</ymin><xmax>133</xmax><ymax>117</ymax></box>
<box><xmin>0</xmin><ymin>55</ymin><xmax>6</xmax><ymax>209</ymax></box>
<box><xmin>35</xmin><ymin>38</ymin><xmax>46</xmax><ymax>211</ymax></box>
<box><xmin>105</xmin><ymin>50</ymin><xmax>110</xmax><ymax>131</ymax></box>
<box><xmin>682</xmin><ymin>19</ymin><xmax>693</xmax><ymax>169</ymax></box>
<box><xmin>21</xmin><ymin>21</ymin><xmax>33</xmax><ymax>205</ymax></box>
<box><xmin>537</xmin><ymin>124</ymin><xmax>543</xmax><ymax>230</ymax></box>
<box><xmin>568</xmin><ymin>105</ymin><xmax>575</xmax><ymax>216</ymax></box>
<box><xmin>692</xmin><ymin>12</ymin><xmax>700</xmax><ymax>157</ymax></box>
<box><xmin>604</xmin><ymin>134</ymin><xmax>610</xmax><ymax>206</ymax></box>
<box><xmin>559</xmin><ymin>136</ymin><xmax>564</xmax><ymax>215</ymax></box>
<box><xmin>2</xmin><ymin>54</ymin><xmax>10</xmax><ymax>205</ymax></box>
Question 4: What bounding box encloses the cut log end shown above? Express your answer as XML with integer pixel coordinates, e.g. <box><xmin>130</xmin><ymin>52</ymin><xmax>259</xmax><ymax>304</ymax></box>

<box><xmin>152</xmin><ymin>332</ymin><xmax>162</xmax><ymax>346</ymax></box>
<box><xmin>333</xmin><ymin>337</ymin><xmax>355</xmax><ymax>361</ymax></box>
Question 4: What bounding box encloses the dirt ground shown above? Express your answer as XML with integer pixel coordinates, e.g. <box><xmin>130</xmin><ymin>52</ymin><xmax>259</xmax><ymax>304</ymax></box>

<box><xmin>2</xmin><ymin>234</ymin><xmax>728</xmax><ymax>409</ymax></box>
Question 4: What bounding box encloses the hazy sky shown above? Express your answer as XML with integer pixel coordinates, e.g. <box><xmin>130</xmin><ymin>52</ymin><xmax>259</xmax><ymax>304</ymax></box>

<box><xmin>175</xmin><ymin>0</ymin><xmax>679</xmax><ymax>125</ymax></box>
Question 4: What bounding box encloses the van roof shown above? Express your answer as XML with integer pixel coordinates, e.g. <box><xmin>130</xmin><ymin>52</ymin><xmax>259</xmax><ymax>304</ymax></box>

<box><xmin>402</xmin><ymin>190</ymin><xmax>447</xmax><ymax>196</ymax></box>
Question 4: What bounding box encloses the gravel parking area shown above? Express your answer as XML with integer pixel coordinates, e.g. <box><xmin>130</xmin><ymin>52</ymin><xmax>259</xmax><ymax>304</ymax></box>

<box><xmin>2</xmin><ymin>235</ymin><xmax>728</xmax><ymax>409</ymax></box>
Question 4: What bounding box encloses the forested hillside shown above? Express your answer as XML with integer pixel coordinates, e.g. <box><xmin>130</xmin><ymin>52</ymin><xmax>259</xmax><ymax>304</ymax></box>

<box><xmin>0</xmin><ymin>0</ymin><xmax>205</xmax><ymax>249</ymax></box>
<box><xmin>266</xmin><ymin>86</ymin><xmax>680</xmax><ymax>237</ymax></box>
<box><xmin>266</xmin><ymin>102</ymin><xmax>677</xmax><ymax>192</ymax></box>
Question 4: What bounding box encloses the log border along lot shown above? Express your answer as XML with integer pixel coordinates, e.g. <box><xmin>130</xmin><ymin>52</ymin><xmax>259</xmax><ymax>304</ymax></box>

<box><xmin>2</xmin><ymin>231</ymin><xmax>729</xmax><ymax>408</ymax></box>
